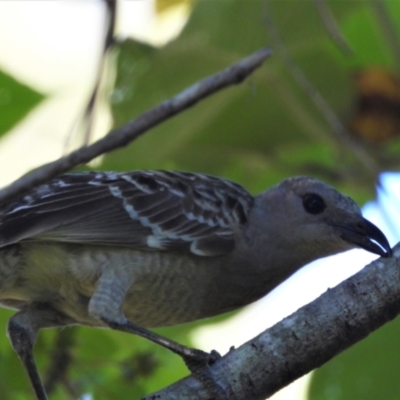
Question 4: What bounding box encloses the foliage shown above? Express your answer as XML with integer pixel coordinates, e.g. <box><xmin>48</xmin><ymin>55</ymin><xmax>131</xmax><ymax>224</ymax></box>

<box><xmin>0</xmin><ymin>70</ymin><xmax>43</xmax><ymax>136</ymax></box>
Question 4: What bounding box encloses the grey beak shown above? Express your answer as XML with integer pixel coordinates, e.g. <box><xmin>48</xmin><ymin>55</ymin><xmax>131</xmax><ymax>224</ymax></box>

<box><xmin>337</xmin><ymin>217</ymin><xmax>392</xmax><ymax>257</ymax></box>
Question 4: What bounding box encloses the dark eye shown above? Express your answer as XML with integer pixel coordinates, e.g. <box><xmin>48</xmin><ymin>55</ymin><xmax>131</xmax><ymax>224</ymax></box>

<box><xmin>302</xmin><ymin>193</ymin><xmax>326</xmax><ymax>214</ymax></box>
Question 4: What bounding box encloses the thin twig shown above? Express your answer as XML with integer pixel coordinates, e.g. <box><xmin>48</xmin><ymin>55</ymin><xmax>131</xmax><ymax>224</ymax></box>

<box><xmin>371</xmin><ymin>0</ymin><xmax>400</xmax><ymax>71</ymax></box>
<box><xmin>82</xmin><ymin>0</ymin><xmax>118</xmax><ymax>145</ymax></box>
<box><xmin>44</xmin><ymin>328</ymin><xmax>77</xmax><ymax>396</ymax></box>
<box><xmin>314</xmin><ymin>0</ymin><xmax>353</xmax><ymax>56</ymax></box>
<box><xmin>64</xmin><ymin>0</ymin><xmax>118</xmax><ymax>151</ymax></box>
<box><xmin>0</xmin><ymin>47</ymin><xmax>272</xmax><ymax>205</ymax></box>
<box><xmin>263</xmin><ymin>1</ymin><xmax>379</xmax><ymax>179</ymax></box>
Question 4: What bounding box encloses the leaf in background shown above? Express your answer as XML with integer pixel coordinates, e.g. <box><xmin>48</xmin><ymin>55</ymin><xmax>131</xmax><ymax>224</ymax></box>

<box><xmin>0</xmin><ymin>69</ymin><xmax>43</xmax><ymax>136</ymax></box>
<box><xmin>308</xmin><ymin>317</ymin><xmax>400</xmax><ymax>400</ymax></box>
<box><xmin>349</xmin><ymin>68</ymin><xmax>400</xmax><ymax>143</ymax></box>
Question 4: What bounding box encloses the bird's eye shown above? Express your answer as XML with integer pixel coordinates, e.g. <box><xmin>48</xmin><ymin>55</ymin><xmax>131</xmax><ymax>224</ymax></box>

<box><xmin>302</xmin><ymin>193</ymin><xmax>326</xmax><ymax>214</ymax></box>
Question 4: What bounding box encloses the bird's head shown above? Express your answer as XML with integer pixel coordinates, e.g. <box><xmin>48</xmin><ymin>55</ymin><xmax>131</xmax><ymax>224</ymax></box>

<box><xmin>255</xmin><ymin>177</ymin><xmax>392</xmax><ymax>264</ymax></box>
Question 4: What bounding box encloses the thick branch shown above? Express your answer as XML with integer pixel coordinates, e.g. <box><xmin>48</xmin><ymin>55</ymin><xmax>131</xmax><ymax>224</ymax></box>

<box><xmin>145</xmin><ymin>244</ymin><xmax>400</xmax><ymax>400</ymax></box>
<box><xmin>0</xmin><ymin>47</ymin><xmax>272</xmax><ymax>205</ymax></box>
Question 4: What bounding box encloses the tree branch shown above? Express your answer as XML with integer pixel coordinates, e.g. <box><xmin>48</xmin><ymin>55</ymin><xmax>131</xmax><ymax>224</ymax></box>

<box><xmin>144</xmin><ymin>244</ymin><xmax>400</xmax><ymax>400</ymax></box>
<box><xmin>0</xmin><ymin>47</ymin><xmax>272</xmax><ymax>205</ymax></box>
<box><xmin>314</xmin><ymin>0</ymin><xmax>353</xmax><ymax>56</ymax></box>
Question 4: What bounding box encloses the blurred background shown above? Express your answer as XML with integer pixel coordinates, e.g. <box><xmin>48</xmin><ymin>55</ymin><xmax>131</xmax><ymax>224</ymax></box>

<box><xmin>0</xmin><ymin>1</ymin><xmax>400</xmax><ymax>399</ymax></box>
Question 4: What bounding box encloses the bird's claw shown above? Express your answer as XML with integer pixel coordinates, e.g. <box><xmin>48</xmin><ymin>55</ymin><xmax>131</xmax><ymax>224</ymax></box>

<box><xmin>183</xmin><ymin>349</ymin><xmax>227</xmax><ymax>400</ymax></box>
<box><xmin>208</xmin><ymin>349</ymin><xmax>222</xmax><ymax>364</ymax></box>
<box><xmin>183</xmin><ymin>348</ymin><xmax>221</xmax><ymax>372</ymax></box>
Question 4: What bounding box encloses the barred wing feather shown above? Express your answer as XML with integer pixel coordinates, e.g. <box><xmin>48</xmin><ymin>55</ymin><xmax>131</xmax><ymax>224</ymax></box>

<box><xmin>0</xmin><ymin>171</ymin><xmax>254</xmax><ymax>256</ymax></box>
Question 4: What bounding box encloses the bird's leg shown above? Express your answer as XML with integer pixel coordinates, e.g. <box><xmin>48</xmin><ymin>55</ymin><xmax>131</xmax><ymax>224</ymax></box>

<box><xmin>101</xmin><ymin>316</ymin><xmax>220</xmax><ymax>365</ymax></box>
<box><xmin>102</xmin><ymin>317</ymin><xmax>227</xmax><ymax>399</ymax></box>
<box><xmin>7</xmin><ymin>304</ymin><xmax>75</xmax><ymax>400</ymax></box>
<box><xmin>104</xmin><ymin>316</ymin><xmax>229</xmax><ymax>399</ymax></box>
<box><xmin>89</xmin><ymin>269</ymin><xmax>220</xmax><ymax>364</ymax></box>
<box><xmin>89</xmin><ymin>270</ymin><xmax>226</xmax><ymax>398</ymax></box>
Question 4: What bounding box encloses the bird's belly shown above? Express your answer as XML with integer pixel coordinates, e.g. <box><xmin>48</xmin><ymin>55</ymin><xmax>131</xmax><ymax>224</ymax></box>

<box><xmin>0</xmin><ymin>243</ymin><xmax>266</xmax><ymax>328</ymax></box>
<box><xmin>119</xmin><ymin>251</ymin><xmax>269</xmax><ymax>327</ymax></box>
<box><xmin>117</xmin><ymin>250</ymin><xmax>241</xmax><ymax>327</ymax></box>
<box><xmin>64</xmin><ymin>246</ymin><xmax>260</xmax><ymax>328</ymax></box>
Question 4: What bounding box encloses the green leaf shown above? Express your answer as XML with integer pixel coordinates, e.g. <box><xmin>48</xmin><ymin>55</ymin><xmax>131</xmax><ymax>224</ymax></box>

<box><xmin>308</xmin><ymin>316</ymin><xmax>400</xmax><ymax>400</ymax></box>
<box><xmin>0</xmin><ymin>69</ymin><xmax>44</xmax><ymax>136</ymax></box>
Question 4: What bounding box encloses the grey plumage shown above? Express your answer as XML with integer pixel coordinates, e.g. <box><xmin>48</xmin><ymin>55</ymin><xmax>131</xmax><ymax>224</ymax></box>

<box><xmin>0</xmin><ymin>170</ymin><xmax>392</xmax><ymax>400</ymax></box>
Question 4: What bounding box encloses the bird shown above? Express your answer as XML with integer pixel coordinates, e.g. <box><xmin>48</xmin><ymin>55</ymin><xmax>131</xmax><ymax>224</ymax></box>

<box><xmin>0</xmin><ymin>170</ymin><xmax>392</xmax><ymax>400</ymax></box>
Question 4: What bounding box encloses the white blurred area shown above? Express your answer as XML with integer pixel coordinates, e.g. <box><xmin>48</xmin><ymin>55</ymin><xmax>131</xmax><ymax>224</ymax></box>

<box><xmin>0</xmin><ymin>0</ymin><xmax>191</xmax><ymax>186</ymax></box>
<box><xmin>0</xmin><ymin>2</ymin><xmax>399</xmax><ymax>400</ymax></box>
<box><xmin>0</xmin><ymin>1</ymin><xmax>106</xmax><ymax>184</ymax></box>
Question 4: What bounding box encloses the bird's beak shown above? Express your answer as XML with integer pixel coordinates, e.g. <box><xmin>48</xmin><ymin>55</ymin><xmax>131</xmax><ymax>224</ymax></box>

<box><xmin>336</xmin><ymin>217</ymin><xmax>392</xmax><ymax>257</ymax></box>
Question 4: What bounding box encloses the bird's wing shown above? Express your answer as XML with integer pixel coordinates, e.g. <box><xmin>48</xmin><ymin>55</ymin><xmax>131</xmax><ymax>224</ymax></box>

<box><xmin>0</xmin><ymin>171</ymin><xmax>254</xmax><ymax>256</ymax></box>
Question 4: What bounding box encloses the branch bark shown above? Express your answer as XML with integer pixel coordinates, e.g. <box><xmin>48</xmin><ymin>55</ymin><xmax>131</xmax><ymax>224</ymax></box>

<box><xmin>144</xmin><ymin>244</ymin><xmax>400</xmax><ymax>400</ymax></box>
<box><xmin>0</xmin><ymin>47</ymin><xmax>272</xmax><ymax>206</ymax></box>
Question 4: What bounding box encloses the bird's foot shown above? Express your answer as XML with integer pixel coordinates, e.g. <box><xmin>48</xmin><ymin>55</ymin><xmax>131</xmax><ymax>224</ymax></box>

<box><xmin>183</xmin><ymin>349</ymin><xmax>227</xmax><ymax>400</ymax></box>
<box><xmin>183</xmin><ymin>348</ymin><xmax>221</xmax><ymax>371</ymax></box>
